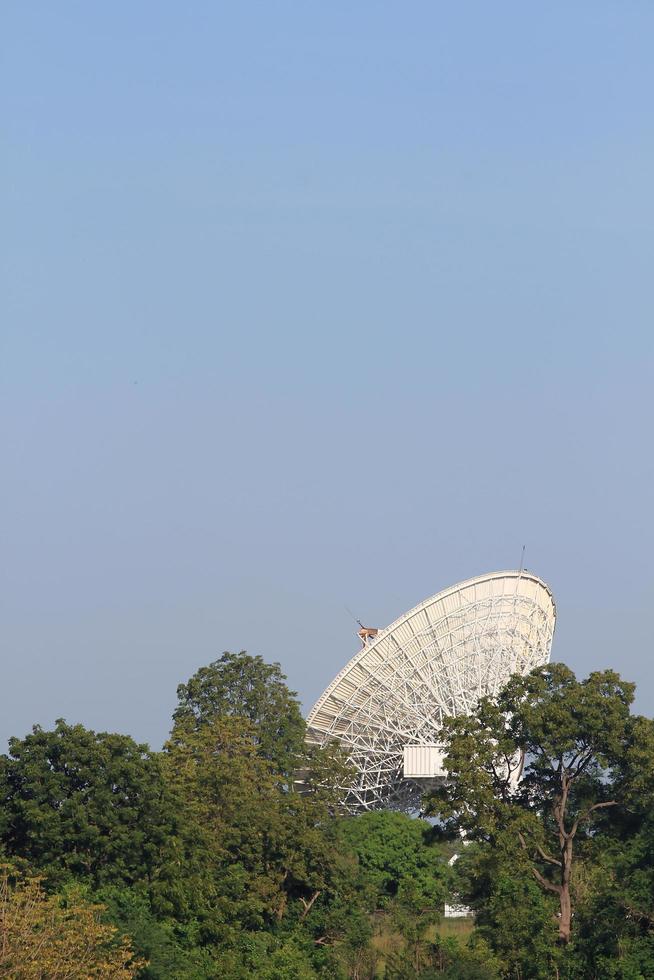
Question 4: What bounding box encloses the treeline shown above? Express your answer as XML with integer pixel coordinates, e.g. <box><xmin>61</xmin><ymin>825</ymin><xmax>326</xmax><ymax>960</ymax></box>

<box><xmin>0</xmin><ymin>654</ymin><xmax>653</xmax><ymax>979</ymax></box>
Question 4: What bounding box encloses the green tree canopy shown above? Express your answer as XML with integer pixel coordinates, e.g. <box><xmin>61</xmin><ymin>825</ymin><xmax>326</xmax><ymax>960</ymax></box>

<box><xmin>172</xmin><ymin>652</ymin><xmax>306</xmax><ymax>774</ymax></box>
<box><xmin>3</xmin><ymin>651</ymin><xmax>652</xmax><ymax>978</ymax></box>
<box><xmin>452</xmin><ymin>837</ymin><xmax>559</xmax><ymax>979</ymax></box>
<box><xmin>0</xmin><ymin>721</ymin><xmax>179</xmax><ymax>905</ymax></box>
<box><xmin>339</xmin><ymin>810</ymin><xmax>450</xmax><ymax>914</ymax></box>
<box><xmin>427</xmin><ymin>664</ymin><xmax>643</xmax><ymax>948</ymax></box>
<box><xmin>562</xmin><ymin>714</ymin><xmax>654</xmax><ymax>978</ymax></box>
<box><xmin>164</xmin><ymin>713</ymin><xmax>356</xmax><ymax>948</ymax></box>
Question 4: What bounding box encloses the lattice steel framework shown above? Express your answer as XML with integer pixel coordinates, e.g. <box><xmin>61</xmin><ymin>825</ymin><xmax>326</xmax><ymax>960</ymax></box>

<box><xmin>306</xmin><ymin>571</ymin><xmax>556</xmax><ymax>812</ymax></box>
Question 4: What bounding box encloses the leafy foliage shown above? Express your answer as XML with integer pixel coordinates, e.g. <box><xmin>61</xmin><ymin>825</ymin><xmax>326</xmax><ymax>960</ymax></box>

<box><xmin>164</xmin><ymin>711</ymin><xmax>359</xmax><ymax>949</ymax></box>
<box><xmin>384</xmin><ymin>934</ymin><xmax>503</xmax><ymax>979</ymax></box>
<box><xmin>427</xmin><ymin>663</ymin><xmax>640</xmax><ymax>945</ymax></box>
<box><xmin>1</xmin><ymin>655</ymin><xmax>653</xmax><ymax>978</ymax></box>
<box><xmin>94</xmin><ymin>886</ymin><xmax>217</xmax><ymax>979</ymax></box>
<box><xmin>339</xmin><ymin>810</ymin><xmax>450</xmax><ymax>914</ymax></box>
<box><xmin>0</xmin><ymin>721</ymin><xmax>180</xmax><ymax>906</ymax></box>
<box><xmin>0</xmin><ymin>864</ymin><xmax>142</xmax><ymax>978</ymax></box>
<box><xmin>172</xmin><ymin>651</ymin><xmax>306</xmax><ymax>774</ymax></box>
<box><xmin>453</xmin><ymin>839</ymin><xmax>558</xmax><ymax>978</ymax></box>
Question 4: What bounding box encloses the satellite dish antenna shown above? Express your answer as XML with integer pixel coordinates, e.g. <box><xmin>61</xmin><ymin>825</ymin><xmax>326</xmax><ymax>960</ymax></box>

<box><xmin>309</xmin><ymin>570</ymin><xmax>556</xmax><ymax>812</ymax></box>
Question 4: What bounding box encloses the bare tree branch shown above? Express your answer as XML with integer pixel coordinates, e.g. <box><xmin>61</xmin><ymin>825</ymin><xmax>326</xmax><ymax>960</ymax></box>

<box><xmin>531</xmin><ymin>866</ymin><xmax>562</xmax><ymax>896</ymax></box>
<box><xmin>535</xmin><ymin>844</ymin><xmax>563</xmax><ymax>868</ymax></box>
<box><xmin>570</xmin><ymin>800</ymin><xmax>617</xmax><ymax>839</ymax></box>
<box><xmin>518</xmin><ymin>830</ymin><xmax>563</xmax><ymax>867</ymax></box>
<box><xmin>299</xmin><ymin>890</ymin><xmax>322</xmax><ymax>921</ymax></box>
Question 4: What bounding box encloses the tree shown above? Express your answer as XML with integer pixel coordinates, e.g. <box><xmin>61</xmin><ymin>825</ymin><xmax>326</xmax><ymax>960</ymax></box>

<box><xmin>0</xmin><ymin>721</ymin><xmax>181</xmax><ymax>910</ymax></box>
<box><xmin>167</xmin><ymin>654</ymin><xmax>368</xmax><ymax>968</ymax></box>
<box><xmin>95</xmin><ymin>885</ymin><xmax>219</xmax><ymax>980</ymax></box>
<box><xmin>334</xmin><ymin>812</ymin><xmax>451</xmax><ymax>980</ymax></box>
<box><xmin>453</xmin><ymin>836</ymin><xmax>558</xmax><ymax>979</ymax></box>
<box><xmin>0</xmin><ymin>864</ymin><xmax>143</xmax><ymax>978</ymax></box>
<box><xmin>338</xmin><ymin>810</ymin><xmax>450</xmax><ymax>915</ymax></box>
<box><xmin>164</xmin><ymin>713</ymin><xmax>355</xmax><ymax>948</ymax></box>
<box><xmin>427</xmin><ymin>664</ymin><xmax>638</xmax><ymax>945</ymax></box>
<box><xmin>165</xmin><ymin>715</ymin><xmax>284</xmax><ymax>940</ymax></box>
<box><xmin>562</xmin><ymin>714</ymin><xmax>654</xmax><ymax>978</ymax></box>
<box><xmin>566</xmin><ymin>828</ymin><xmax>654</xmax><ymax>979</ymax></box>
<box><xmin>172</xmin><ymin>652</ymin><xmax>306</xmax><ymax>774</ymax></box>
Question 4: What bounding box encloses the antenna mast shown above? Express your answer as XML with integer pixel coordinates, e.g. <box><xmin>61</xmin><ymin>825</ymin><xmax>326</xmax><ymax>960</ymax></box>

<box><xmin>519</xmin><ymin>545</ymin><xmax>526</xmax><ymax>574</ymax></box>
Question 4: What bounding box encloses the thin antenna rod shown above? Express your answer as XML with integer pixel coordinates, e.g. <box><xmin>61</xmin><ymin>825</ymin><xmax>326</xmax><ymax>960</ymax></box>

<box><xmin>344</xmin><ymin>605</ymin><xmax>364</xmax><ymax>629</ymax></box>
<box><xmin>519</xmin><ymin>545</ymin><xmax>526</xmax><ymax>574</ymax></box>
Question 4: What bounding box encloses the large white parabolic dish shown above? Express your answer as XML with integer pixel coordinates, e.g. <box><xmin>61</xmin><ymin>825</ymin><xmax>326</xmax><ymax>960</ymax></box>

<box><xmin>306</xmin><ymin>570</ymin><xmax>556</xmax><ymax>812</ymax></box>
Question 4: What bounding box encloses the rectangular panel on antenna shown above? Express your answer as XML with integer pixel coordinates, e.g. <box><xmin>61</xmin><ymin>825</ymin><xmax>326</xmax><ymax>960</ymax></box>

<box><xmin>403</xmin><ymin>744</ymin><xmax>446</xmax><ymax>779</ymax></box>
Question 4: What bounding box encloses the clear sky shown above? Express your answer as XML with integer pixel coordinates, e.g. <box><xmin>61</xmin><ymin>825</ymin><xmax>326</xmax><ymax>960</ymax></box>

<box><xmin>2</xmin><ymin>2</ymin><xmax>653</xmax><ymax>751</ymax></box>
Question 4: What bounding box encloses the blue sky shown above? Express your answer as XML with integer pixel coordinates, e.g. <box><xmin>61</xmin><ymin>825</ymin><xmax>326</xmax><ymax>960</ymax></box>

<box><xmin>2</xmin><ymin>2</ymin><xmax>653</xmax><ymax>749</ymax></box>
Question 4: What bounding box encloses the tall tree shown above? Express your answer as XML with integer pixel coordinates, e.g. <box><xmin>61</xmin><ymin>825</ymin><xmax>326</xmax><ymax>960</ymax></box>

<box><xmin>172</xmin><ymin>652</ymin><xmax>306</xmax><ymax>774</ymax></box>
<box><xmin>427</xmin><ymin>664</ymin><xmax>638</xmax><ymax>945</ymax></box>
<box><xmin>164</xmin><ymin>713</ymin><xmax>355</xmax><ymax>946</ymax></box>
<box><xmin>563</xmin><ymin>714</ymin><xmax>654</xmax><ymax>977</ymax></box>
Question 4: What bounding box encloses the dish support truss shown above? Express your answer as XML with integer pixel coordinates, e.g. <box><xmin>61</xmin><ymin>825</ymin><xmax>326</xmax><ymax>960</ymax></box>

<box><xmin>306</xmin><ymin>571</ymin><xmax>556</xmax><ymax>813</ymax></box>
